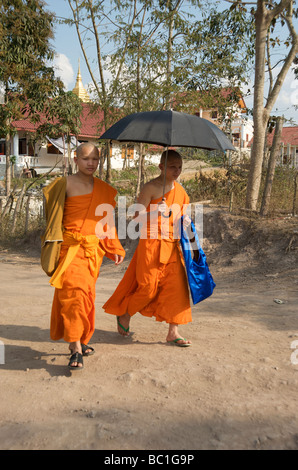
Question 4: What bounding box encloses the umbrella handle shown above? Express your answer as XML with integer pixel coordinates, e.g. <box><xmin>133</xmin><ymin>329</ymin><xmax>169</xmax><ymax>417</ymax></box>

<box><xmin>161</xmin><ymin>197</ymin><xmax>172</xmax><ymax>218</ymax></box>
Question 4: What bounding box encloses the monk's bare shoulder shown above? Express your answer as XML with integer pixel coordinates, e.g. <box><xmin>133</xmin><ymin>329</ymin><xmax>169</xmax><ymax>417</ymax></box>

<box><xmin>137</xmin><ymin>178</ymin><xmax>163</xmax><ymax>208</ymax></box>
<box><xmin>142</xmin><ymin>178</ymin><xmax>163</xmax><ymax>199</ymax></box>
<box><xmin>65</xmin><ymin>175</ymin><xmax>77</xmax><ymax>197</ymax></box>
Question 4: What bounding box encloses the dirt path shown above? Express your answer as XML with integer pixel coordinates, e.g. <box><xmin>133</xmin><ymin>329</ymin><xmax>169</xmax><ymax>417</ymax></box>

<box><xmin>0</xmin><ymin>234</ymin><xmax>297</xmax><ymax>450</ymax></box>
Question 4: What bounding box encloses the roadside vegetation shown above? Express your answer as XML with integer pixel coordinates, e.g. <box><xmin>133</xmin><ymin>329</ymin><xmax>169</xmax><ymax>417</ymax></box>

<box><xmin>0</xmin><ymin>155</ymin><xmax>297</xmax><ymax>253</ymax></box>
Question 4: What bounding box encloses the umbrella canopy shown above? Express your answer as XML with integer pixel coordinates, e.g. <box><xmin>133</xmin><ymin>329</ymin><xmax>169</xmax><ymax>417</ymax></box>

<box><xmin>99</xmin><ymin>110</ymin><xmax>235</xmax><ymax>152</ymax></box>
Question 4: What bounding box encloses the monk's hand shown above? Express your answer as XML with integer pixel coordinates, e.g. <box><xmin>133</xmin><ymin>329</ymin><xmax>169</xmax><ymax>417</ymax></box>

<box><xmin>183</xmin><ymin>215</ymin><xmax>191</xmax><ymax>228</ymax></box>
<box><xmin>113</xmin><ymin>254</ymin><xmax>124</xmax><ymax>265</ymax></box>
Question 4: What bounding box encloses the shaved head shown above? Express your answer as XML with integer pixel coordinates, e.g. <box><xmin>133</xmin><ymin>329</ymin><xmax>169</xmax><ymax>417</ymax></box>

<box><xmin>76</xmin><ymin>143</ymin><xmax>99</xmax><ymax>158</ymax></box>
<box><xmin>160</xmin><ymin>149</ymin><xmax>182</xmax><ymax>165</ymax></box>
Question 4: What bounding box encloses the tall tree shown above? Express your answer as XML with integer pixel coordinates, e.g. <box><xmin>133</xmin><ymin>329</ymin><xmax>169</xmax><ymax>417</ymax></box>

<box><xmin>224</xmin><ymin>0</ymin><xmax>298</xmax><ymax>211</ymax></box>
<box><xmin>248</xmin><ymin>0</ymin><xmax>298</xmax><ymax>211</ymax></box>
<box><xmin>260</xmin><ymin>116</ymin><xmax>284</xmax><ymax>216</ymax></box>
<box><xmin>0</xmin><ymin>0</ymin><xmax>64</xmax><ymax>194</ymax></box>
<box><xmin>64</xmin><ymin>0</ymin><xmax>255</xmax><ymax>189</ymax></box>
<box><xmin>66</xmin><ymin>0</ymin><xmax>144</xmax><ymax>181</ymax></box>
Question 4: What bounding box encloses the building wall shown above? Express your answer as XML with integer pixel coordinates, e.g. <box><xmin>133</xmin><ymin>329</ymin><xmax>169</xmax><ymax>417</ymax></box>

<box><xmin>108</xmin><ymin>142</ymin><xmax>160</xmax><ymax>170</ymax></box>
<box><xmin>0</xmin><ymin>136</ymin><xmax>162</xmax><ymax>179</ymax></box>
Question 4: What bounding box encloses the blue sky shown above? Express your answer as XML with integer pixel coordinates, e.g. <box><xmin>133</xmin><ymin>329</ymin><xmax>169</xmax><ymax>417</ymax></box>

<box><xmin>45</xmin><ymin>0</ymin><xmax>298</xmax><ymax>124</ymax></box>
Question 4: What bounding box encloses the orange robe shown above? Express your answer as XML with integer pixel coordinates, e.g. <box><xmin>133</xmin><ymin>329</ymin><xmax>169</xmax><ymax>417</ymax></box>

<box><xmin>103</xmin><ymin>182</ymin><xmax>192</xmax><ymax>325</ymax></box>
<box><xmin>50</xmin><ymin>178</ymin><xmax>125</xmax><ymax>344</ymax></box>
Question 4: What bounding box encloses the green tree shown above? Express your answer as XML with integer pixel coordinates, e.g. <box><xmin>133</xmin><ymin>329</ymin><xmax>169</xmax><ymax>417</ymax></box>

<box><xmin>66</xmin><ymin>0</ymin><xmax>147</xmax><ymax>181</ymax></box>
<box><xmin>0</xmin><ymin>0</ymin><xmax>64</xmax><ymax>194</ymax></box>
<box><xmin>105</xmin><ymin>1</ymin><xmax>254</xmax><ymax>119</ymax></box>
<box><xmin>36</xmin><ymin>90</ymin><xmax>82</xmax><ymax>175</ymax></box>
<box><xmin>64</xmin><ymin>0</ymin><xmax>255</xmax><ymax>186</ymax></box>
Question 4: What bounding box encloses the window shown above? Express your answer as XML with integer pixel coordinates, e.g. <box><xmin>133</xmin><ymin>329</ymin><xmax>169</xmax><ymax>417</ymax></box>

<box><xmin>121</xmin><ymin>145</ymin><xmax>134</xmax><ymax>159</ymax></box>
<box><xmin>19</xmin><ymin>138</ymin><xmax>27</xmax><ymax>155</ymax></box>
<box><xmin>47</xmin><ymin>142</ymin><xmax>63</xmax><ymax>155</ymax></box>
<box><xmin>211</xmin><ymin>111</ymin><xmax>218</xmax><ymax>120</ymax></box>
<box><xmin>0</xmin><ymin>141</ymin><xmax>6</xmax><ymax>155</ymax></box>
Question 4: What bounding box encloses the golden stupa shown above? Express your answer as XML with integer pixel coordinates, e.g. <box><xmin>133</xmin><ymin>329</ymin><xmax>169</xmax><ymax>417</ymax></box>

<box><xmin>72</xmin><ymin>60</ymin><xmax>91</xmax><ymax>103</ymax></box>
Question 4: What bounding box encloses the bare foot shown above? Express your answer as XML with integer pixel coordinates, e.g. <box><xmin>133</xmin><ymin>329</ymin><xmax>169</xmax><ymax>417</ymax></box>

<box><xmin>166</xmin><ymin>337</ymin><xmax>192</xmax><ymax>346</ymax></box>
<box><xmin>117</xmin><ymin>313</ymin><xmax>130</xmax><ymax>336</ymax></box>
<box><xmin>166</xmin><ymin>324</ymin><xmax>191</xmax><ymax>346</ymax></box>
<box><xmin>81</xmin><ymin>344</ymin><xmax>95</xmax><ymax>356</ymax></box>
<box><xmin>69</xmin><ymin>343</ymin><xmax>94</xmax><ymax>356</ymax></box>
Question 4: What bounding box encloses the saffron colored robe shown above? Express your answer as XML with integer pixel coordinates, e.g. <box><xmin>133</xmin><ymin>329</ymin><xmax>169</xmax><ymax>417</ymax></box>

<box><xmin>50</xmin><ymin>178</ymin><xmax>125</xmax><ymax>344</ymax></box>
<box><xmin>103</xmin><ymin>182</ymin><xmax>192</xmax><ymax>325</ymax></box>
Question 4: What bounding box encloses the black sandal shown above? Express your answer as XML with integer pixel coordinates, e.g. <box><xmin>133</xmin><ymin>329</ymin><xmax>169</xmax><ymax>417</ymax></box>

<box><xmin>81</xmin><ymin>343</ymin><xmax>95</xmax><ymax>357</ymax></box>
<box><xmin>68</xmin><ymin>352</ymin><xmax>84</xmax><ymax>371</ymax></box>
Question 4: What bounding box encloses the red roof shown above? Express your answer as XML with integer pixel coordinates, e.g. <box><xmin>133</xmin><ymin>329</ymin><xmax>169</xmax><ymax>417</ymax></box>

<box><xmin>12</xmin><ymin>117</ymin><xmax>36</xmax><ymax>132</ymax></box>
<box><xmin>79</xmin><ymin>104</ymin><xmax>105</xmax><ymax>138</ymax></box>
<box><xmin>267</xmin><ymin>126</ymin><xmax>298</xmax><ymax>147</ymax></box>
<box><xmin>11</xmin><ymin>103</ymin><xmax>105</xmax><ymax>139</ymax></box>
<box><xmin>248</xmin><ymin>126</ymin><xmax>298</xmax><ymax>148</ymax></box>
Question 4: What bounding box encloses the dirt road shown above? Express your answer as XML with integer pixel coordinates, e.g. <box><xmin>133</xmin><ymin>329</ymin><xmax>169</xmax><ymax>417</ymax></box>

<box><xmin>0</xmin><ymin>209</ymin><xmax>297</xmax><ymax>450</ymax></box>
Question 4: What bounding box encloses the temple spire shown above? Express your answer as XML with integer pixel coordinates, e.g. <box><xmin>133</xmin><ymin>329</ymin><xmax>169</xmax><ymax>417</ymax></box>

<box><xmin>72</xmin><ymin>59</ymin><xmax>90</xmax><ymax>102</ymax></box>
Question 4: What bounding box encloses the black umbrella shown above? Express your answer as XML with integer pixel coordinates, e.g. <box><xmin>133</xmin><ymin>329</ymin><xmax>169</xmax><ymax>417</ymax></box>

<box><xmin>100</xmin><ymin>110</ymin><xmax>235</xmax><ymax>150</ymax></box>
<box><xmin>100</xmin><ymin>110</ymin><xmax>235</xmax><ymax>202</ymax></box>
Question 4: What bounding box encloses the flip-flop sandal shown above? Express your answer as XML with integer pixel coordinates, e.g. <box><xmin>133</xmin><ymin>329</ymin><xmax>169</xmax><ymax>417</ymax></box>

<box><xmin>68</xmin><ymin>352</ymin><xmax>84</xmax><ymax>370</ymax></box>
<box><xmin>167</xmin><ymin>338</ymin><xmax>191</xmax><ymax>347</ymax></box>
<box><xmin>81</xmin><ymin>343</ymin><xmax>95</xmax><ymax>356</ymax></box>
<box><xmin>117</xmin><ymin>316</ymin><xmax>130</xmax><ymax>335</ymax></box>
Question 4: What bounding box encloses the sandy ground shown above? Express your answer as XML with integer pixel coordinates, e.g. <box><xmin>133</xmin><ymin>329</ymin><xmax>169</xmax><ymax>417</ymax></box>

<box><xmin>0</xmin><ymin>208</ymin><xmax>298</xmax><ymax>450</ymax></box>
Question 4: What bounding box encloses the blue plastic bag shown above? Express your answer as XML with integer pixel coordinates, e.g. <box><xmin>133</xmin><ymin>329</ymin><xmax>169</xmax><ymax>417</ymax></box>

<box><xmin>180</xmin><ymin>217</ymin><xmax>216</xmax><ymax>304</ymax></box>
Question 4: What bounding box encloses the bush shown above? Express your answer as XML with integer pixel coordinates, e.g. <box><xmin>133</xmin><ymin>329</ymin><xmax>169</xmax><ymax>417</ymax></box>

<box><xmin>182</xmin><ymin>168</ymin><xmax>248</xmax><ymax>206</ymax></box>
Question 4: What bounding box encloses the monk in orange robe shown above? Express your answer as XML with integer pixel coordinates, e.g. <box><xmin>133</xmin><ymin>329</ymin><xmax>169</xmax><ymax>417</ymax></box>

<box><xmin>44</xmin><ymin>143</ymin><xmax>125</xmax><ymax>370</ymax></box>
<box><xmin>103</xmin><ymin>150</ymin><xmax>192</xmax><ymax>346</ymax></box>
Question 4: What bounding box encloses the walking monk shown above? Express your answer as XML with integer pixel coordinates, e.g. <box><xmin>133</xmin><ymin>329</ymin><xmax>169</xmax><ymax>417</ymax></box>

<box><xmin>42</xmin><ymin>143</ymin><xmax>125</xmax><ymax>370</ymax></box>
<box><xmin>103</xmin><ymin>150</ymin><xmax>192</xmax><ymax>346</ymax></box>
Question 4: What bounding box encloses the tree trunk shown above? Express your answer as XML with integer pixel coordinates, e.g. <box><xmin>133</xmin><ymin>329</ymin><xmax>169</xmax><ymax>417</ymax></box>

<box><xmin>25</xmin><ymin>193</ymin><xmax>31</xmax><ymax>234</ymax></box>
<box><xmin>11</xmin><ymin>183</ymin><xmax>26</xmax><ymax>234</ymax></box>
<box><xmin>99</xmin><ymin>146</ymin><xmax>105</xmax><ymax>179</ymax></box>
<box><xmin>122</xmin><ymin>144</ymin><xmax>128</xmax><ymax>170</ymax></box>
<box><xmin>246</xmin><ymin>0</ymin><xmax>297</xmax><ymax>210</ymax></box>
<box><xmin>67</xmin><ymin>139</ymin><xmax>72</xmax><ymax>175</ymax></box>
<box><xmin>4</xmin><ymin>83</ymin><xmax>11</xmax><ymax>196</ymax></box>
<box><xmin>245</xmin><ymin>2</ymin><xmax>269</xmax><ymax>211</ymax></box>
<box><xmin>5</xmin><ymin>133</ymin><xmax>11</xmax><ymax>196</ymax></box>
<box><xmin>5</xmin><ymin>85</ymin><xmax>11</xmax><ymax>195</ymax></box>
<box><xmin>1</xmin><ymin>192</ymin><xmax>13</xmax><ymax>219</ymax></box>
<box><xmin>105</xmin><ymin>140</ymin><xmax>112</xmax><ymax>183</ymax></box>
<box><xmin>260</xmin><ymin>117</ymin><xmax>284</xmax><ymax>216</ymax></box>
<box><xmin>62</xmin><ymin>134</ymin><xmax>67</xmax><ymax>177</ymax></box>
<box><xmin>140</xmin><ymin>143</ymin><xmax>145</xmax><ymax>190</ymax></box>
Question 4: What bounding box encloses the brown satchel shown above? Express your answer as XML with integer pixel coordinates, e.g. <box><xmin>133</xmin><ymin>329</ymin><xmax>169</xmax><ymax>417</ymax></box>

<box><xmin>40</xmin><ymin>237</ymin><xmax>62</xmax><ymax>277</ymax></box>
<box><xmin>40</xmin><ymin>177</ymin><xmax>66</xmax><ymax>277</ymax></box>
